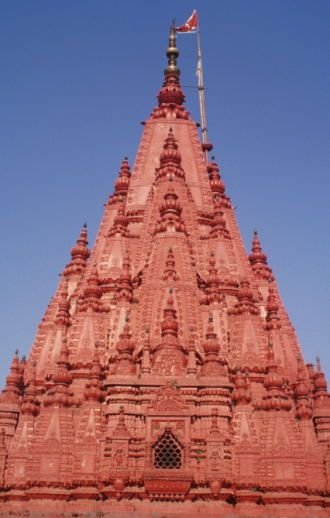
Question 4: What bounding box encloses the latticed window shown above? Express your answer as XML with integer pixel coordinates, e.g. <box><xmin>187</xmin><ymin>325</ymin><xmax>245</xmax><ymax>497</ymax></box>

<box><xmin>154</xmin><ymin>430</ymin><xmax>182</xmax><ymax>469</ymax></box>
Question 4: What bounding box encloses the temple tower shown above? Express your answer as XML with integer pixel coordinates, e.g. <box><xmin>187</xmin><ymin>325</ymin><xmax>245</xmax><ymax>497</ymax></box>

<box><xmin>0</xmin><ymin>26</ymin><xmax>329</xmax><ymax>518</ymax></box>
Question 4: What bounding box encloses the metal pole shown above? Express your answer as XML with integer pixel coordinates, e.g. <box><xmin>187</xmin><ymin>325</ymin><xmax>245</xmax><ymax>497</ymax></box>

<box><xmin>196</xmin><ymin>27</ymin><xmax>209</xmax><ymax>161</ymax></box>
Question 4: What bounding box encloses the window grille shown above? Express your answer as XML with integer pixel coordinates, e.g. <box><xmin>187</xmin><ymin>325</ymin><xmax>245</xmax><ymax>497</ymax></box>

<box><xmin>154</xmin><ymin>430</ymin><xmax>182</xmax><ymax>469</ymax></box>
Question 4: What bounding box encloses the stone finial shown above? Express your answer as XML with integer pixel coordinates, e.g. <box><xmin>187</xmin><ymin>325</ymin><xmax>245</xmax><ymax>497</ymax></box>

<box><xmin>207</xmin><ymin>161</ymin><xmax>226</xmax><ymax>199</ymax></box>
<box><xmin>157</xmin><ymin>27</ymin><xmax>184</xmax><ymax>107</ymax></box>
<box><xmin>118</xmin><ymin>250</ymin><xmax>133</xmax><ymax>302</ymax></box>
<box><xmin>265</xmin><ymin>286</ymin><xmax>281</xmax><ymax>330</ymax></box>
<box><xmin>44</xmin><ymin>337</ymin><xmax>73</xmax><ymax>408</ymax></box>
<box><xmin>21</xmin><ymin>361</ymin><xmax>39</xmax><ymax>416</ymax></box>
<box><xmin>256</xmin><ymin>337</ymin><xmax>291</xmax><ymax>411</ymax></box>
<box><xmin>79</xmin><ymin>264</ymin><xmax>108</xmax><ymax>313</ymax></box>
<box><xmin>294</xmin><ymin>358</ymin><xmax>312</xmax><ymax>420</ymax></box>
<box><xmin>160</xmin><ymin>291</ymin><xmax>179</xmax><ymax>341</ymax></box>
<box><xmin>64</xmin><ymin>224</ymin><xmax>90</xmax><ymax>276</ymax></box>
<box><xmin>201</xmin><ymin>313</ymin><xmax>226</xmax><ymax>377</ymax></box>
<box><xmin>115</xmin><ymin>314</ymin><xmax>136</xmax><ymax>375</ymax></box>
<box><xmin>55</xmin><ymin>281</ymin><xmax>71</xmax><ymax>327</ymax></box>
<box><xmin>162</xmin><ymin>247</ymin><xmax>178</xmax><ymax>281</ymax></box>
<box><xmin>313</xmin><ymin>356</ymin><xmax>328</xmax><ymax>396</ymax></box>
<box><xmin>114</xmin><ymin>157</ymin><xmax>131</xmax><ymax>197</ymax></box>
<box><xmin>230</xmin><ymin>278</ymin><xmax>259</xmax><ymax>316</ymax></box>
<box><xmin>108</xmin><ymin>202</ymin><xmax>130</xmax><ymax>237</ymax></box>
<box><xmin>249</xmin><ymin>230</ymin><xmax>273</xmax><ymax>281</ymax></box>
<box><xmin>155</xmin><ymin>184</ymin><xmax>186</xmax><ymax>234</ymax></box>
<box><xmin>0</xmin><ymin>351</ymin><xmax>22</xmax><ymax>404</ymax></box>
<box><xmin>210</xmin><ymin>199</ymin><xmax>230</xmax><ymax>239</ymax></box>
<box><xmin>156</xmin><ymin>128</ymin><xmax>185</xmax><ymax>181</ymax></box>
<box><xmin>85</xmin><ymin>345</ymin><xmax>103</xmax><ymax>402</ymax></box>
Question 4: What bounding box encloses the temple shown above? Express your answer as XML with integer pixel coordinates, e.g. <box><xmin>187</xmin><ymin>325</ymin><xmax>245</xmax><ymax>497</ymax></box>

<box><xmin>0</xmin><ymin>27</ymin><xmax>329</xmax><ymax>518</ymax></box>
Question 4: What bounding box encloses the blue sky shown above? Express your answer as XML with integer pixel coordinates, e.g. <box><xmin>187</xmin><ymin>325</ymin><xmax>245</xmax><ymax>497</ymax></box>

<box><xmin>0</xmin><ymin>1</ymin><xmax>329</xmax><ymax>386</ymax></box>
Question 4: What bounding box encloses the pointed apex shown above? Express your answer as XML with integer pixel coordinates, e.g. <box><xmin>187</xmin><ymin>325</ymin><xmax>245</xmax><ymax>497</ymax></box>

<box><xmin>55</xmin><ymin>280</ymin><xmax>70</xmax><ymax>327</ymax></box>
<box><xmin>0</xmin><ymin>351</ymin><xmax>22</xmax><ymax>403</ymax></box>
<box><xmin>156</xmin><ymin>28</ymin><xmax>186</xmax><ymax>112</ymax></box>
<box><xmin>313</xmin><ymin>356</ymin><xmax>328</xmax><ymax>396</ymax></box>
<box><xmin>210</xmin><ymin>198</ymin><xmax>230</xmax><ymax>239</ymax></box>
<box><xmin>65</xmin><ymin>224</ymin><xmax>90</xmax><ymax>276</ymax></box>
<box><xmin>265</xmin><ymin>286</ymin><xmax>281</xmax><ymax>330</ymax></box>
<box><xmin>165</xmin><ymin>26</ymin><xmax>180</xmax><ymax>77</ymax></box>
<box><xmin>249</xmin><ymin>230</ymin><xmax>273</xmax><ymax>281</ymax></box>
<box><xmin>114</xmin><ymin>157</ymin><xmax>131</xmax><ymax>198</ymax></box>
<box><xmin>207</xmin><ymin>161</ymin><xmax>228</xmax><ymax>203</ymax></box>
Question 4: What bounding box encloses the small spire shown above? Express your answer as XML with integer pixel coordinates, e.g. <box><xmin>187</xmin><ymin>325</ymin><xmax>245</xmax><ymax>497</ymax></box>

<box><xmin>44</xmin><ymin>336</ymin><xmax>73</xmax><ymax>408</ymax></box>
<box><xmin>117</xmin><ymin>250</ymin><xmax>133</xmax><ymax>302</ymax></box>
<box><xmin>155</xmin><ymin>184</ymin><xmax>186</xmax><ymax>235</ymax></box>
<box><xmin>115</xmin><ymin>312</ymin><xmax>136</xmax><ymax>375</ymax></box>
<box><xmin>0</xmin><ymin>352</ymin><xmax>22</xmax><ymax>403</ymax></box>
<box><xmin>114</xmin><ymin>157</ymin><xmax>131</xmax><ymax>197</ymax></box>
<box><xmin>157</xmin><ymin>27</ymin><xmax>185</xmax><ymax>109</ymax></box>
<box><xmin>313</xmin><ymin>356</ymin><xmax>328</xmax><ymax>395</ymax></box>
<box><xmin>163</xmin><ymin>247</ymin><xmax>178</xmax><ymax>281</ymax></box>
<box><xmin>165</xmin><ymin>26</ymin><xmax>180</xmax><ymax>76</ymax></box>
<box><xmin>255</xmin><ymin>337</ymin><xmax>291</xmax><ymax>412</ymax></box>
<box><xmin>108</xmin><ymin>202</ymin><xmax>129</xmax><ymax>237</ymax></box>
<box><xmin>249</xmin><ymin>230</ymin><xmax>273</xmax><ymax>281</ymax></box>
<box><xmin>55</xmin><ymin>281</ymin><xmax>70</xmax><ymax>327</ymax></box>
<box><xmin>207</xmin><ymin>161</ymin><xmax>227</xmax><ymax>202</ymax></box>
<box><xmin>161</xmin><ymin>291</ymin><xmax>179</xmax><ymax>339</ymax></box>
<box><xmin>201</xmin><ymin>312</ymin><xmax>226</xmax><ymax>377</ymax></box>
<box><xmin>84</xmin><ymin>264</ymin><xmax>102</xmax><ymax>301</ymax></box>
<box><xmin>21</xmin><ymin>361</ymin><xmax>39</xmax><ymax>416</ymax></box>
<box><xmin>156</xmin><ymin>128</ymin><xmax>185</xmax><ymax>181</ymax></box>
<box><xmin>210</xmin><ymin>199</ymin><xmax>230</xmax><ymax>239</ymax></box>
<box><xmin>265</xmin><ymin>286</ymin><xmax>281</xmax><ymax>330</ymax></box>
<box><xmin>79</xmin><ymin>263</ymin><xmax>109</xmax><ymax>313</ymax></box>
<box><xmin>85</xmin><ymin>345</ymin><xmax>103</xmax><ymax>402</ymax></box>
<box><xmin>230</xmin><ymin>278</ymin><xmax>259</xmax><ymax>316</ymax></box>
<box><xmin>64</xmin><ymin>224</ymin><xmax>90</xmax><ymax>276</ymax></box>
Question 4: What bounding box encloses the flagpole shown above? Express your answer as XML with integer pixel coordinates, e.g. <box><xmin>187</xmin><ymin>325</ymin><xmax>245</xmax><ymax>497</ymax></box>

<box><xmin>176</xmin><ymin>10</ymin><xmax>212</xmax><ymax>161</ymax></box>
<box><xmin>196</xmin><ymin>24</ymin><xmax>212</xmax><ymax>161</ymax></box>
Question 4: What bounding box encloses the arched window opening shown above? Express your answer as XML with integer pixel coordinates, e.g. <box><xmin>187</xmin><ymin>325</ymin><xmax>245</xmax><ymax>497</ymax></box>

<box><xmin>153</xmin><ymin>430</ymin><xmax>182</xmax><ymax>469</ymax></box>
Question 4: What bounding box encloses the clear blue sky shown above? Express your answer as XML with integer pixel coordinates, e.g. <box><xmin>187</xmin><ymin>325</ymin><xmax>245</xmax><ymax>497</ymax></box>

<box><xmin>0</xmin><ymin>1</ymin><xmax>329</xmax><ymax>386</ymax></box>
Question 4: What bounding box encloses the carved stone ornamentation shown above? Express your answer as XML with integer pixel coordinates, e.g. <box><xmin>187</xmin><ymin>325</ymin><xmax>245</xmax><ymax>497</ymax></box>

<box><xmin>0</xmin><ymin>22</ymin><xmax>329</xmax><ymax>518</ymax></box>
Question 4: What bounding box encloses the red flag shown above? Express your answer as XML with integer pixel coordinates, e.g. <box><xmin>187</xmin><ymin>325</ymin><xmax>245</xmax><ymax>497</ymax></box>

<box><xmin>176</xmin><ymin>10</ymin><xmax>198</xmax><ymax>33</ymax></box>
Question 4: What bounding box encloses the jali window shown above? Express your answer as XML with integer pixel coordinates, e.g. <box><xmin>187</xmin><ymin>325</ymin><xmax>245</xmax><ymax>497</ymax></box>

<box><xmin>154</xmin><ymin>430</ymin><xmax>182</xmax><ymax>469</ymax></box>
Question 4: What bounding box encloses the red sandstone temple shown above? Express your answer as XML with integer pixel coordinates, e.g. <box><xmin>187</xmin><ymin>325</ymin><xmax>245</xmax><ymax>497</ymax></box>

<box><xmin>0</xmin><ymin>28</ymin><xmax>329</xmax><ymax>518</ymax></box>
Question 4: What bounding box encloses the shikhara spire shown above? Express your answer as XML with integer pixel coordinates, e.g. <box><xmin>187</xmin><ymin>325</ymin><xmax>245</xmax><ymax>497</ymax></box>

<box><xmin>0</xmin><ymin>23</ymin><xmax>329</xmax><ymax>517</ymax></box>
